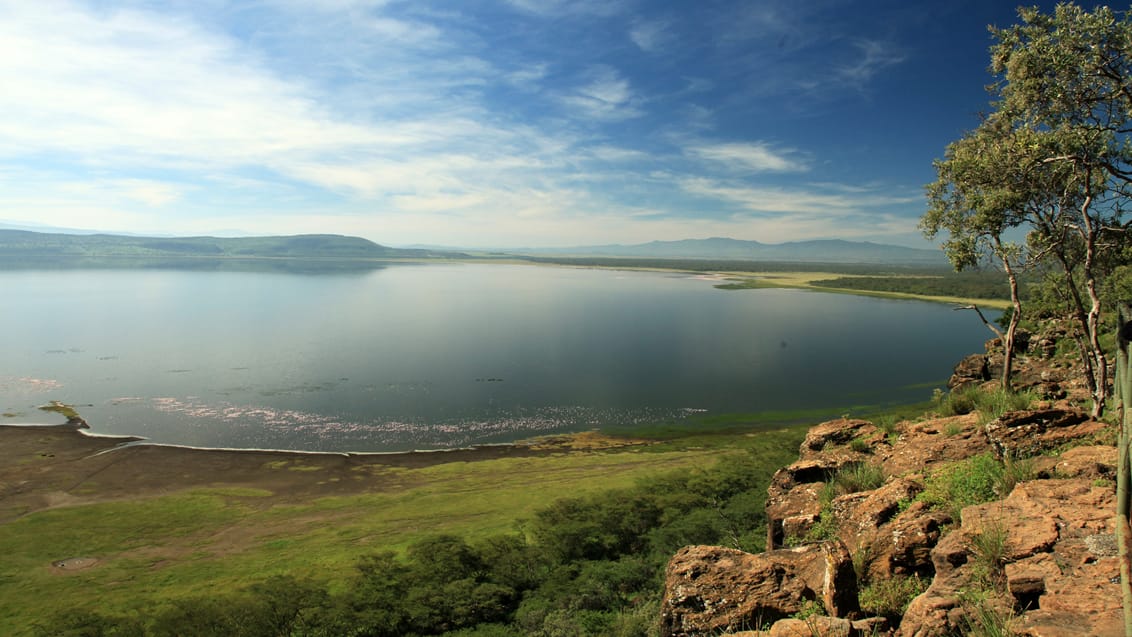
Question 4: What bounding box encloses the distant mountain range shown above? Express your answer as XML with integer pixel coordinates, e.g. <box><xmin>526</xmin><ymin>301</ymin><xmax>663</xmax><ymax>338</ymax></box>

<box><xmin>0</xmin><ymin>230</ymin><xmax>465</xmax><ymax>260</ymax></box>
<box><xmin>514</xmin><ymin>237</ymin><xmax>947</xmax><ymax>265</ymax></box>
<box><xmin>0</xmin><ymin>230</ymin><xmax>946</xmax><ymax>266</ymax></box>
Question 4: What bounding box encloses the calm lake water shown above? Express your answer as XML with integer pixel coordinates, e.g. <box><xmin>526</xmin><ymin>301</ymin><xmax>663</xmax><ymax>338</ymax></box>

<box><xmin>1</xmin><ymin>262</ymin><xmax>993</xmax><ymax>452</ymax></box>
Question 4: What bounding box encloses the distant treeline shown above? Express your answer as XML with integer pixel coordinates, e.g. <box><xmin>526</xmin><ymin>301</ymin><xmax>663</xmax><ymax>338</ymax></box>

<box><xmin>518</xmin><ymin>255</ymin><xmax>954</xmax><ymax>276</ymax></box>
<box><xmin>810</xmin><ymin>273</ymin><xmax>1018</xmax><ymax>301</ymax></box>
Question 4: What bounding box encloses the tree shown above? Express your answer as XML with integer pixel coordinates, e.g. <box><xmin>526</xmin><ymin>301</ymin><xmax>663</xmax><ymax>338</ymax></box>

<box><xmin>926</xmin><ymin>3</ymin><xmax>1132</xmax><ymax>416</ymax></box>
<box><xmin>988</xmin><ymin>3</ymin><xmax>1132</xmax><ymax>417</ymax></box>
<box><xmin>923</xmin><ymin>116</ymin><xmax>1058</xmax><ymax>391</ymax></box>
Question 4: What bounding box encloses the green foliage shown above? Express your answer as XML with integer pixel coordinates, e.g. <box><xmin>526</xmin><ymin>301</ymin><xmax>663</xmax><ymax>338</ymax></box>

<box><xmin>830</xmin><ymin>462</ymin><xmax>885</xmax><ymax>496</ymax></box>
<box><xmin>932</xmin><ymin>386</ymin><xmax>1035</xmax><ymax>424</ymax></box>
<box><xmin>858</xmin><ymin>575</ymin><xmax>927</xmax><ymax>622</ymax></box>
<box><xmin>810</xmin><ymin>273</ymin><xmax>1013</xmax><ymax>301</ymax></box>
<box><xmin>959</xmin><ymin>589</ymin><xmax>1017</xmax><ymax>637</ymax></box>
<box><xmin>34</xmin><ymin>436</ymin><xmax>799</xmax><ymax>637</ymax></box>
<box><xmin>790</xmin><ymin>599</ymin><xmax>827</xmax><ymax>621</ymax></box>
<box><xmin>849</xmin><ymin>437</ymin><xmax>872</xmax><ymax>454</ymax></box>
<box><xmin>916</xmin><ymin>453</ymin><xmax>1005</xmax><ymax>519</ymax></box>
<box><xmin>968</xmin><ymin>521</ymin><xmax>1009</xmax><ymax>590</ymax></box>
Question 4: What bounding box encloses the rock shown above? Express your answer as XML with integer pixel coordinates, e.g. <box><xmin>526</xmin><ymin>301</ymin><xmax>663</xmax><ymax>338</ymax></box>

<box><xmin>1033</xmin><ymin>445</ymin><xmax>1116</xmax><ymax>480</ymax></box>
<box><xmin>800</xmin><ymin>419</ymin><xmax>877</xmax><ymax>456</ymax></box>
<box><xmin>767</xmin><ymin>457</ymin><xmax>860</xmax><ymax>548</ymax></box>
<box><xmin>660</xmin><ymin>542</ymin><xmax>859</xmax><ymax>637</ymax></box>
<box><xmin>983</xmin><ymin>409</ymin><xmax>1105</xmax><ymax>459</ymax></box>
<box><xmin>1005</xmin><ymin>553</ymin><xmax>1061</xmax><ymax>609</ymax></box>
<box><xmin>875</xmin><ymin>414</ymin><xmax>990</xmax><ymax>478</ymax></box>
<box><xmin>1013</xmin><ymin>556</ymin><xmax>1124</xmax><ymax>636</ymax></box>
<box><xmin>865</xmin><ymin>500</ymin><xmax>952</xmax><ymax>581</ymax></box>
<box><xmin>768</xmin><ymin>616</ymin><xmax>853</xmax><ymax>636</ymax></box>
<box><xmin>897</xmin><ymin>530</ymin><xmax>975</xmax><ymax>637</ymax></box>
<box><xmin>948</xmin><ymin>353</ymin><xmax>989</xmax><ymax>391</ymax></box>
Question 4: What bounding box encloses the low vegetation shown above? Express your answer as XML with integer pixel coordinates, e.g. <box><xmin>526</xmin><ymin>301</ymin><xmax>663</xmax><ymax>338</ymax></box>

<box><xmin>2</xmin><ymin>426</ymin><xmax>807</xmax><ymax>637</ymax></box>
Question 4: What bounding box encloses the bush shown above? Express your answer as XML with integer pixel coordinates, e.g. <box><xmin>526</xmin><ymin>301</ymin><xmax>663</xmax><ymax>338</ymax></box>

<box><xmin>859</xmin><ymin>575</ymin><xmax>927</xmax><ymax>623</ymax></box>
<box><xmin>830</xmin><ymin>462</ymin><xmax>885</xmax><ymax>496</ymax></box>
<box><xmin>917</xmin><ymin>453</ymin><xmax>1004</xmax><ymax>518</ymax></box>
<box><xmin>933</xmin><ymin>386</ymin><xmax>1036</xmax><ymax>423</ymax></box>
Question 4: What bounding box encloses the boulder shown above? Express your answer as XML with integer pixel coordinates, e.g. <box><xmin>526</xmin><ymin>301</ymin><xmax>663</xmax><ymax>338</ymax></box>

<box><xmin>660</xmin><ymin>542</ymin><xmax>858</xmax><ymax>637</ymax></box>
<box><xmin>897</xmin><ymin>530</ymin><xmax>979</xmax><ymax>637</ymax></box>
<box><xmin>948</xmin><ymin>353</ymin><xmax>989</xmax><ymax>391</ymax></box>
<box><xmin>983</xmin><ymin>409</ymin><xmax>1106</xmax><ymax>459</ymax></box>
<box><xmin>1033</xmin><ymin>445</ymin><xmax>1116</xmax><ymax>480</ymax></box>
<box><xmin>767</xmin><ymin>457</ymin><xmax>860</xmax><ymax>548</ymax></box>
<box><xmin>863</xmin><ymin>500</ymin><xmax>952</xmax><ymax>581</ymax></box>
<box><xmin>799</xmin><ymin>419</ymin><xmax>877</xmax><ymax>456</ymax></box>
<box><xmin>875</xmin><ymin>414</ymin><xmax>990</xmax><ymax>478</ymax></box>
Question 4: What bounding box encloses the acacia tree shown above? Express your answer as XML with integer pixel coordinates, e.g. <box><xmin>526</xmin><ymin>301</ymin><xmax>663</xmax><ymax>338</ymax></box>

<box><xmin>927</xmin><ymin>3</ymin><xmax>1132</xmax><ymax>417</ymax></box>
<box><xmin>923</xmin><ymin>116</ymin><xmax>1056</xmax><ymax>391</ymax></box>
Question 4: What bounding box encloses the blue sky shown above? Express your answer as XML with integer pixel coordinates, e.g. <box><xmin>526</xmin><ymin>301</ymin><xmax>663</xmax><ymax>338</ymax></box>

<box><xmin>0</xmin><ymin>0</ymin><xmax>1067</xmax><ymax>248</ymax></box>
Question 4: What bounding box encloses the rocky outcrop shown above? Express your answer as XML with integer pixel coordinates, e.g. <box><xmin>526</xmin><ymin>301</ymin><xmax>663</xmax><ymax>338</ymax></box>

<box><xmin>948</xmin><ymin>353</ymin><xmax>990</xmax><ymax>391</ymax></box>
<box><xmin>983</xmin><ymin>408</ymin><xmax>1104</xmax><ymax>458</ymax></box>
<box><xmin>660</xmin><ymin>334</ymin><xmax>1122</xmax><ymax>637</ymax></box>
<box><xmin>660</xmin><ymin>542</ymin><xmax>858</xmax><ymax>636</ymax></box>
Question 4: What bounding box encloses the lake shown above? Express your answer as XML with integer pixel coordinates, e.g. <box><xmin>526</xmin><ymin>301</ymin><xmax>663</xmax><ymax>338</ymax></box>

<box><xmin>1</xmin><ymin>262</ymin><xmax>993</xmax><ymax>452</ymax></box>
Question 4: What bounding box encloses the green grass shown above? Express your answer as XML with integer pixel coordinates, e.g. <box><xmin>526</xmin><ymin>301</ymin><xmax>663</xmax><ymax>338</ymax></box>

<box><xmin>0</xmin><ymin>425</ymin><xmax>808</xmax><ymax>635</ymax></box>
<box><xmin>933</xmin><ymin>386</ymin><xmax>1036</xmax><ymax>424</ymax></box>
<box><xmin>859</xmin><ymin>575</ymin><xmax>927</xmax><ymax>621</ymax></box>
<box><xmin>916</xmin><ymin>453</ymin><xmax>1018</xmax><ymax>519</ymax></box>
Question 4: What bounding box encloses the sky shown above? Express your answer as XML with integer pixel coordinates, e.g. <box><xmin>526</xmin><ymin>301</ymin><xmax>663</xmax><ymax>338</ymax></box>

<box><xmin>0</xmin><ymin>0</ymin><xmax>1073</xmax><ymax>249</ymax></box>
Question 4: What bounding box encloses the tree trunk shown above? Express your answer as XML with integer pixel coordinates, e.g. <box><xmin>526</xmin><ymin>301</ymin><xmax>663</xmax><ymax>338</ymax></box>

<box><xmin>1114</xmin><ymin>303</ymin><xmax>1132</xmax><ymax>637</ymax></box>
<box><xmin>996</xmin><ymin>236</ymin><xmax>1022</xmax><ymax>392</ymax></box>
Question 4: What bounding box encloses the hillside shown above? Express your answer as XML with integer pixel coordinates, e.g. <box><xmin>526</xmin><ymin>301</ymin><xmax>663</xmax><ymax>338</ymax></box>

<box><xmin>0</xmin><ymin>229</ymin><xmax>465</xmax><ymax>260</ymax></box>
<box><xmin>661</xmin><ymin>326</ymin><xmax>1121</xmax><ymax>636</ymax></box>
<box><xmin>519</xmin><ymin>237</ymin><xmax>948</xmax><ymax>265</ymax></box>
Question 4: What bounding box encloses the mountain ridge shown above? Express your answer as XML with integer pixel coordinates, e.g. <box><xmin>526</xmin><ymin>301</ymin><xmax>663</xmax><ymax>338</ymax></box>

<box><xmin>511</xmin><ymin>237</ymin><xmax>946</xmax><ymax>265</ymax></box>
<box><xmin>0</xmin><ymin>229</ymin><xmax>465</xmax><ymax>260</ymax></box>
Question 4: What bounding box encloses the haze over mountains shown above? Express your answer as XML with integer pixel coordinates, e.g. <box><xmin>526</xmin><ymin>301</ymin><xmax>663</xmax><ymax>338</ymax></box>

<box><xmin>512</xmin><ymin>237</ymin><xmax>947</xmax><ymax>265</ymax></box>
<box><xmin>0</xmin><ymin>229</ymin><xmax>471</xmax><ymax>260</ymax></box>
<box><xmin>0</xmin><ymin>229</ymin><xmax>946</xmax><ymax>265</ymax></box>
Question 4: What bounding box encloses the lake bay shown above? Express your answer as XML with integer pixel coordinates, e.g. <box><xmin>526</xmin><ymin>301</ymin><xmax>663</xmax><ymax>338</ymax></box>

<box><xmin>1</xmin><ymin>262</ymin><xmax>993</xmax><ymax>452</ymax></box>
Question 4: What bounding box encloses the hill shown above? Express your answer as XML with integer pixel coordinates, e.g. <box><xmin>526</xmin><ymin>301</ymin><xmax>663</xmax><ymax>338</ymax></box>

<box><xmin>519</xmin><ymin>237</ymin><xmax>947</xmax><ymax>265</ymax></box>
<box><xmin>0</xmin><ymin>229</ymin><xmax>464</xmax><ymax>260</ymax></box>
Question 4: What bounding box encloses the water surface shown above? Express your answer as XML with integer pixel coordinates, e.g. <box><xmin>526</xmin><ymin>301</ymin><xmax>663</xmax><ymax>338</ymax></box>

<box><xmin>1</xmin><ymin>262</ymin><xmax>991</xmax><ymax>451</ymax></box>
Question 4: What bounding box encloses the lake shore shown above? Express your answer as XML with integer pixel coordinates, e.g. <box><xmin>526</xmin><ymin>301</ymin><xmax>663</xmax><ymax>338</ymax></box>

<box><xmin>0</xmin><ymin>424</ymin><xmax>654</xmax><ymax>523</ymax></box>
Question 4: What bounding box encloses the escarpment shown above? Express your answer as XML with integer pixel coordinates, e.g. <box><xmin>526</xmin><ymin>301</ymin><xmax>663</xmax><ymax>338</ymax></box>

<box><xmin>660</xmin><ymin>331</ymin><xmax>1122</xmax><ymax>636</ymax></box>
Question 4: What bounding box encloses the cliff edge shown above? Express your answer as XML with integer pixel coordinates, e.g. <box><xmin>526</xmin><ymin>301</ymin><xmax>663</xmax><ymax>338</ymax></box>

<box><xmin>660</xmin><ymin>328</ymin><xmax>1122</xmax><ymax>636</ymax></box>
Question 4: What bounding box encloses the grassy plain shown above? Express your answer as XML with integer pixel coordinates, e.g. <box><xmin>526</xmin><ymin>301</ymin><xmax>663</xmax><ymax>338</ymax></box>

<box><xmin>711</xmin><ymin>272</ymin><xmax>1012</xmax><ymax>309</ymax></box>
<box><xmin>0</xmin><ymin>422</ymin><xmax>808</xmax><ymax>635</ymax></box>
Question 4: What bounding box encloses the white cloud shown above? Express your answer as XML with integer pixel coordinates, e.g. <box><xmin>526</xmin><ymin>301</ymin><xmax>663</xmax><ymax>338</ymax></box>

<box><xmin>687</xmin><ymin>142</ymin><xmax>808</xmax><ymax>173</ymax></box>
<box><xmin>560</xmin><ymin>66</ymin><xmax>642</xmax><ymax>121</ymax></box>
<box><xmin>629</xmin><ymin>18</ymin><xmax>671</xmax><ymax>53</ymax></box>
<box><xmin>838</xmin><ymin>39</ymin><xmax>905</xmax><ymax>88</ymax></box>
<box><xmin>679</xmin><ymin>176</ymin><xmax>917</xmax><ymax>212</ymax></box>
<box><xmin>503</xmin><ymin>0</ymin><xmax>625</xmax><ymax>18</ymax></box>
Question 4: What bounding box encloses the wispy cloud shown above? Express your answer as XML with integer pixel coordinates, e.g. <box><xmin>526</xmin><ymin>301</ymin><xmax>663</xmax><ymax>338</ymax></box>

<box><xmin>837</xmin><ymin>39</ymin><xmax>906</xmax><ymax>88</ymax></box>
<box><xmin>560</xmin><ymin>65</ymin><xmax>643</xmax><ymax>121</ymax></box>
<box><xmin>678</xmin><ymin>176</ymin><xmax>918</xmax><ymax>215</ymax></box>
<box><xmin>503</xmin><ymin>0</ymin><xmax>625</xmax><ymax>18</ymax></box>
<box><xmin>629</xmin><ymin>18</ymin><xmax>672</xmax><ymax>53</ymax></box>
<box><xmin>0</xmin><ymin>0</ymin><xmax>939</xmax><ymax>248</ymax></box>
<box><xmin>687</xmin><ymin>142</ymin><xmax>808</xmax><ymax>173</ymax></box>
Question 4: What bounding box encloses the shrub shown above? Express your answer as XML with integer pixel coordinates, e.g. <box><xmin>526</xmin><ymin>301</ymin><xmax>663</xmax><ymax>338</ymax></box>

<box><xmin>859</xmin><ymin>575</ymin><xmax>927</xmax><ymax>622</ymax></box>
<box><xmin>831</xmin><ymin>462</ymin><xmax>885</xmax><ymax>496</ymax></box>
<box><xmin>917</xmin><ymin>453</ymin><xmax>1003</xmax><ymax>518</ymax></box>
<box><xmin>968</xmin><ymin>520</ymin><xmax>1009</xmax><ymax>589</ymax></box>
<box><xmin>933</xmin><ymin>386</ymin><xmax>1036</xmax><ymax>423</ymax></box>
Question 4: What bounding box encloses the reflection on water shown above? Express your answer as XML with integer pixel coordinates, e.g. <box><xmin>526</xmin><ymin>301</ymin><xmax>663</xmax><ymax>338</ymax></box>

<box><xmin>1</xmin><ymin>262</ymin><xmax>994</xmax><ymax>451</ymax></box>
